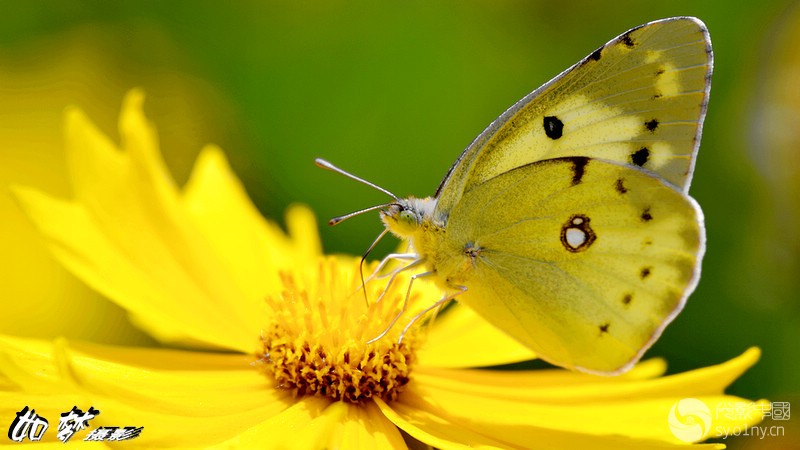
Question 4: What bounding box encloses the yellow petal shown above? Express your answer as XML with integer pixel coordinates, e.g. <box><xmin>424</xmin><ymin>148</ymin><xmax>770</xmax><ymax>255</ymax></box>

<box><xmin>0</xmin><ymin>335</ymin><xmax>299</xmax><ymax>447</ymax></box>
<box><xmin>14</xmin><ymin>93</ymin><xmax>301</xmax><ymax>352</ymax></box>
<box><xmin>417</xmin><ymin>304</ymin><xmax>536</xmax><ymax>368</ymax></box>
<box><xmin>402</xmin><ymin>349</ymin><xmax>763</xmax><ymax>445</ymax></box>
<box><xmin>116</xmin><ymin>92</ymin><xmax>268</xmax><ymax>347</ymax></box>
<box><xmin>375</xmin><ymin>395</ymin><xmax>511</xmax><ymax>449</ymax></box>
<box><xmin>182</xmin><ymin>146</ymin><xmax>321</xmax><ymax>330</ymax></box>
<box><xmin>0</xmin><ymin>38</ymin><xmax>243</xmax><ymax>344</ymax></box>
<box><xmin>12</xmin><ymin>186</ymin><xmax>254</xmax><ymax>352</ymax></box>
<box><xmin>181</xmin><ymin>144</ymin><xmax>282</xmax><ymax>330</ymax></box>
<box><xmin>380</xmin><ymin>390</ymin><xmax>728</xmax><ymax>449</ymax></box>
<box><xmin>118</xmin><ymin>90</ymin><xmax>177</xmax><ymax>197</ymax></box>
<box><xmin>0</xmin><ymin>336</ymin><xmax>70</xmax><ymax>392</ymax></box>
<box><xmin>211</xmin><ymin>398</ymin><xmax>406</xmax><ymax>450</ymax></box>
<box><xmin>414</xmin><ymin>348</ymin><xmax>759</xmax><ymax>403</ymax></box>
<box><xmin>285</xmin><ymin>203</ymin><xmax>323</xmax><ymax>261</ymax></box>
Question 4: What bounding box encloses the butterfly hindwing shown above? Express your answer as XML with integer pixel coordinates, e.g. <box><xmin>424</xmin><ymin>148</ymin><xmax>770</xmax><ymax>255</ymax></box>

<box><xmin>435</xmin><ymin>17</ymin><xmax>712</xmax><ymax>218</ymax></box>
<box><xmin>443</xmin><ymin>157</ymin><xmax>704</xmax><ymax>373</ymax></box>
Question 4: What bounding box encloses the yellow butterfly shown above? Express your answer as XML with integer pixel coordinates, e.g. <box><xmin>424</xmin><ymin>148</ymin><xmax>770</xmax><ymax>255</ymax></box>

<box><xmin>317</xmin><ymin>17</ymin><xmax>711</xmax><ymax>374</ymax></box>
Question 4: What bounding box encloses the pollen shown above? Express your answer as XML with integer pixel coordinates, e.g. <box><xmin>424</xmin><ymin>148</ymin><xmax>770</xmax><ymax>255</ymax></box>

<box><xmin>256</xmin><ymin>258</ymin><xmax>423</xmax><ymax>403</ymax></box>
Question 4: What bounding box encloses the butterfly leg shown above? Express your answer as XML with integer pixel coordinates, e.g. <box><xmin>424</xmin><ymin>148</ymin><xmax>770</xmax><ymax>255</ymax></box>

<box><xmin>374</xmin><ymin>258</ymin><xmax>425</xmax><ymax>304</ymax></box>
<box><xmin>350</xmin><ymin>253</ymin><xmax>419</xmax><ymax>301</ymax></box>
<box><xmin>357</xmin><ymin>229</ymin><xmax>391</xmax><ymax>306</ymax></box>
<box><xmin>398</xmin><ymin>285</ymin><xmax>467</xmax><ymax>344</ymax></box>
<box><xmin>364</xmin><ymin>252</ymin><xmax>419</xmax><ymax>282</ymax></box>
<box><xmin>367</xmin><ymin>270</ymin><xmax>434</xmax><ymax>344</ymax></box>
<box><xmin>356</xmin><ymin>229</ymin><xmax>418</xmax><ymax>305</ymax></box>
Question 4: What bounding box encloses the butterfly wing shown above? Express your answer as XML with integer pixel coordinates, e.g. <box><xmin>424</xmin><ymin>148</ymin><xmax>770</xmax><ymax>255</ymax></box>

<box><xmin>435</xmin><ymin>17</ymin><xmax>712</xmax><ymax>217</ymax></box>
<box><xmin>443</xmin><ymin>157</ymin><xmax>704</xmax><ymax>374</ymax></box>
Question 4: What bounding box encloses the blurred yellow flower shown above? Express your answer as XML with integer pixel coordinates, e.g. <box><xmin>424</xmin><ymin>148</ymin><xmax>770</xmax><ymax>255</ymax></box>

<box><xmin>3</xmin><ymin>91</ymin><xmax>765</xmax><ymax>448</ymax></box>
<box><xmin>0</xmin><ymin>23</ymin><xmax>241</xmax><ymax>344</ymax></box>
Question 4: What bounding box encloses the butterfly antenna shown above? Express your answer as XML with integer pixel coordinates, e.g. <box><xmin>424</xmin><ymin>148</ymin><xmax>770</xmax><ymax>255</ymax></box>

<box><xmin>327</xmin><ymin>203</ymin><xmax>394</xmax><ymax>226</ymax></box>
<box><xmin>315</xmin><ymin>158</ymin><xmax>399</xmax><ymax>200</ymax></box>
<box><xmin>315</xmin><ymin>158</ymin><xmax>401</xmax><ymax>305</ymax></box>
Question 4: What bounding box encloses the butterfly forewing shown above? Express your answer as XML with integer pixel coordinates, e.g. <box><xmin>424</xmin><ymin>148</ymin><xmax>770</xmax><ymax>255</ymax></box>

<box><xmin>435</xmin><ymin>17</ymin><xmax>712</xmax><ymax>218</ymax></box>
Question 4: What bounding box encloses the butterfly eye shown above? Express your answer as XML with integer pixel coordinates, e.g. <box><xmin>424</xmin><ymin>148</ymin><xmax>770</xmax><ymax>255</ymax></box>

<box><xmin>381</xmin><ymin>204</ymin><xmax>420</xmax><ymax>236</ymax></box>
<box><xmin>398</xmin><ymin>210</ymin><xmax>416</xmax><ymax>225</ymax></box>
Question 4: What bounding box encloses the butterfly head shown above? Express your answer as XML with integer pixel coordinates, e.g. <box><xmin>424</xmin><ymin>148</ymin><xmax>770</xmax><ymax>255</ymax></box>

<box><xmin>380</xmin><ymin>197</ymin><xmax>437</xmax><ymax>239</ymax></box>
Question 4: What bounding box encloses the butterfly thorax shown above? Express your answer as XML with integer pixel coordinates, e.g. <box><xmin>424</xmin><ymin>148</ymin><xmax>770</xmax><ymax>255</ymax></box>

<box><xmin>381</xmin><ymin>196</ymin><xmax>473</xmax><ymax>290</ymax></box>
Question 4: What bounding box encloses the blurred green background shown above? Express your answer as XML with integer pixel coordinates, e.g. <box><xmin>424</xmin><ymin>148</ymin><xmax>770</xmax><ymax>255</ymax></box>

<box><xmin>1</xmin><ymin>1</ymin><xmax>798</xmax><ymax>447</ymax></box>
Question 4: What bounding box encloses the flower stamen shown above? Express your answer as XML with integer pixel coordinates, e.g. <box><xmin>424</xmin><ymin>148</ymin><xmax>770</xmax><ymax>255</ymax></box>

<box><xmin>256</xmin><ymin>258</ymin><xmax>423</xmax><ymax>403</ymax></box>
<box><xmin>259</xmin><ymin>324</ymin><xmax>412</xmax><ymax>403</ymax></box>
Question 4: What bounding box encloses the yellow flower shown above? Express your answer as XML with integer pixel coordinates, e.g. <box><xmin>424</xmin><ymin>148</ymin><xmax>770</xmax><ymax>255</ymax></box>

<box><xmin>4</xmin><ymin>90</ymin><xmax>765</xmax><ymax>448</ymax></box>
<box><xmin>0</xmin><ymin>24</ymin><xmax>235</xmax><ymax>345</ymax></box>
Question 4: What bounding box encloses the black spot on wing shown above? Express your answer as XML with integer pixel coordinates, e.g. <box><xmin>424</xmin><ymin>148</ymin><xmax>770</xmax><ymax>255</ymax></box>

<box><xmin>645</xmin><ymin>119</ymin><xmax>659</xmax><ymax>132</ymax></box>
<box><xmin>570</xmin><ymin>157</ymin><xmax>589</xmax><ymax>186</ymax></box>
<box><xmin>615</xmin><ymin>178</ymin><xmax>628</xmax><ymax>194</ymax></box>
<box><xmin>622</xmin><ymin>293</ymin><xmax>633</xmax><ymax>306</ymax></box>
<box><xmin>543</xmin><ymin>116</ymin><xmax>564</xmax><ymax>139</ymax></box>
<box><xmin>599</xmin><ymin>322</ymin><xmax>610</xmax><ymax>334</ymax></box>
<box><xmin>631</xmin><ymin>147</ymin><xmax>650</xmax><ymax>167</ymax></box>
<box><xmin>640</xmin><ymin>266</ymin><xmax>652</xmax><ymax>280</ymax></box>
<box><xmin>620</xmin><ymin>31</ymin><xmax>636</xmax><ymax>48</ymax></box>
<box><xmin>641</xmin><ymin>208</ymin><xmax>653</xmax><ymax>222</ymax></box>
<box><xmin>589</xmin><ymin>47</ymin><xmax>602</xmax><ymax>61</ymax></box>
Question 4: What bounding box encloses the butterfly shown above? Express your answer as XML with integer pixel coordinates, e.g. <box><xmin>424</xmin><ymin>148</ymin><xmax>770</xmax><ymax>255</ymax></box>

<box><xmin>317</xmin><ymin>17</ymin><xmax>711</xmax><ymax>374</ymax></box>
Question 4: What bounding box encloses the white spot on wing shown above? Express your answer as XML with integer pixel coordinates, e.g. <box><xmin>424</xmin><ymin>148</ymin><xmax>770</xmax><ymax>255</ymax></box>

<box><xmin>566</xmin><ymin>228</ymin><xmax>587</xmax><ymax>248</ymax></box>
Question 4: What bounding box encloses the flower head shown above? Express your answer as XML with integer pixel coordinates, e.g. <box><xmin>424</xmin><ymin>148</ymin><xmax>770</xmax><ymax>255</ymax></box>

<box><xmin>258</xmin><ymin>259</ymin><xmax>420</xmax><ymax>404</ymax></box>
<box><xmin>3</xmin><ymin>90</ymin><xmax>766</xmax><ymax>448</ymax></box>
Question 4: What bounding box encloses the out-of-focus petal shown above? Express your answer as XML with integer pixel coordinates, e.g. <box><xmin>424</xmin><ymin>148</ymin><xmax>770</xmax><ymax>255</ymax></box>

<box><xmin>417</xmin><ymin>304</ymin><xmax>536</xmax><ymax>369</ymax></box>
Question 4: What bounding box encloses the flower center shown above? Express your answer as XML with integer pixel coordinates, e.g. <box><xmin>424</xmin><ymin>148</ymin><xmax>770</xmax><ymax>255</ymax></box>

<box><xmin>259</xmin><ymin>324</ymin><xmax>413</xmax><ymax>403</ymax></box>
<box><xmin>256</xmin><ymin>258</ymin><xmax>427</xmax><ymax>404</ymax></box>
